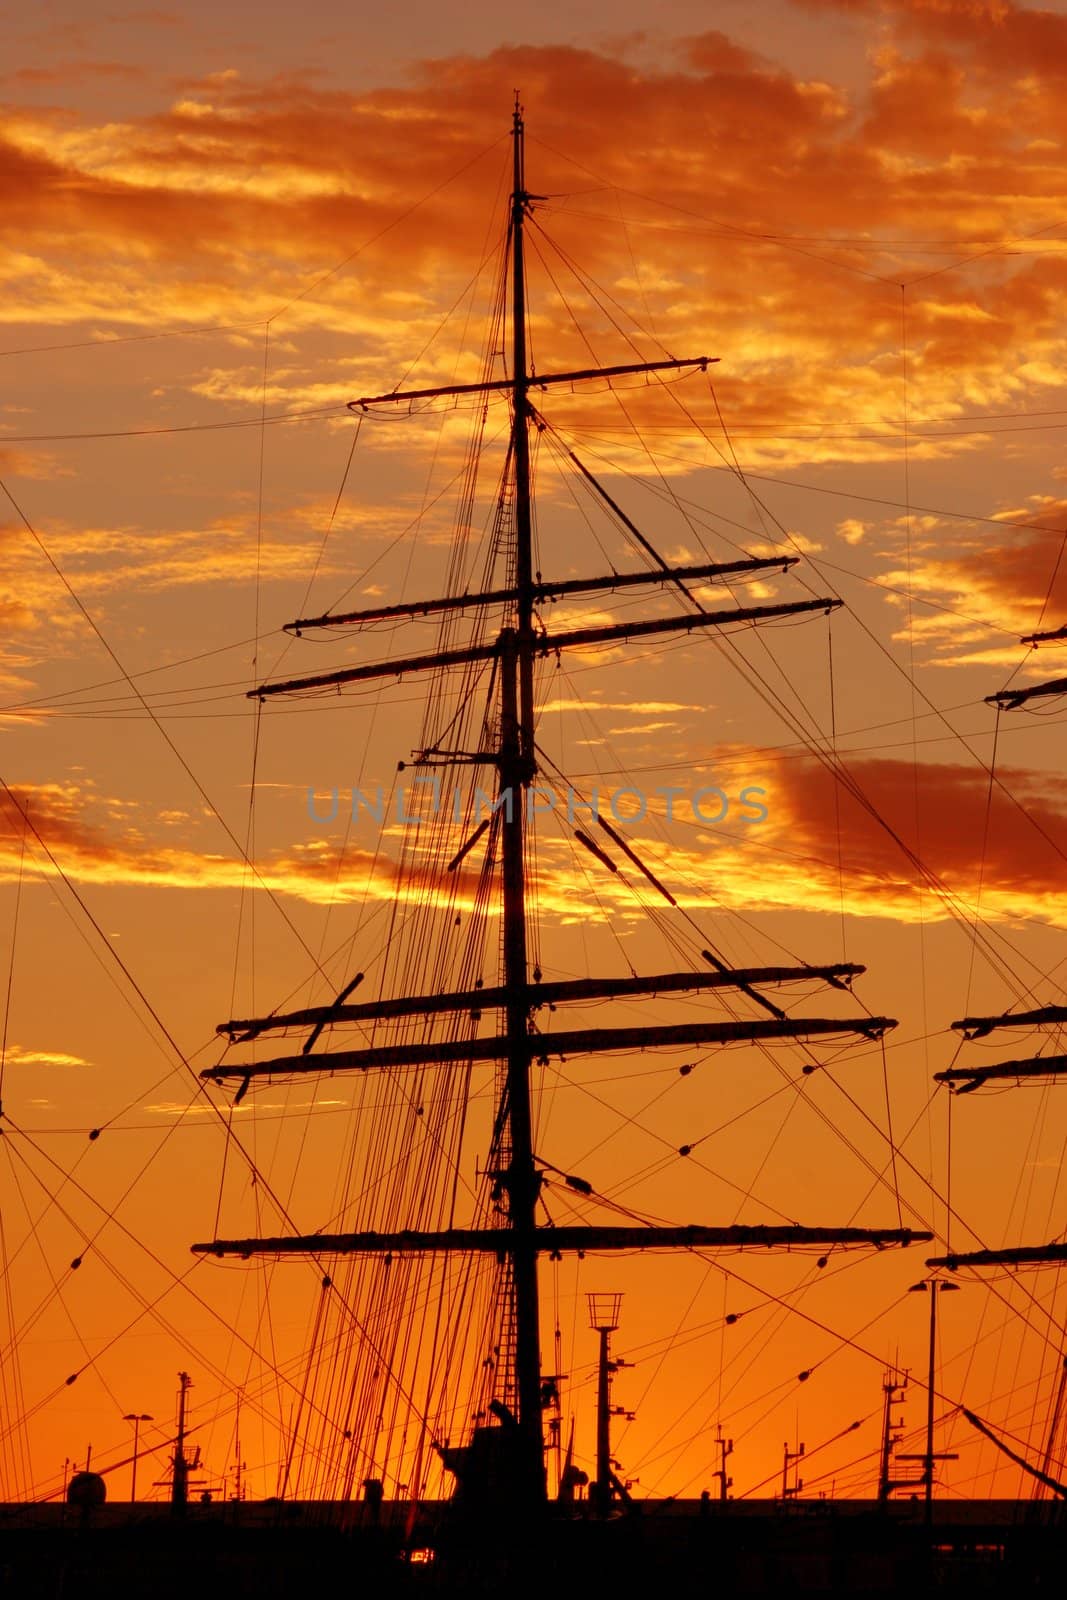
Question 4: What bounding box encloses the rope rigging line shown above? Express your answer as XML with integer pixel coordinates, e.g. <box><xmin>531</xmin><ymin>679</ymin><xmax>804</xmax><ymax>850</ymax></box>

<box><xmin>530</xmin><ymin>741</ymin><xmax>1066</xmax><ymax>1367</ymax></box>
<box><xmin>564</xmin><ymin>426</ymin><xmax>1067</xmax><ymax>548</ymax></box>
<box><xmin>0</xmin><ymin>779</ymin><xmax>473</xmax><ymax>1474</ymax></box>
<box><xmin>0</xmin><ymin>476</ymin><xmax>338</xmax><ymax>985</ymax></box>
<box><xmin>531</xmin><ymin>715</ymin><xmax>933</xmax><ymax>1243</ymax></box>
<box><xmin>827</xmin><ymin>615</ymin><xmax>849</xmax><ymax>966</ymax></box>
<box><xmin>548</xmin><ymin>417</ymin><xmax>1067</xmax><ymax>1008</ymax></box>
<box><xmin>1</xmin><ymin>1116</ymin><xmax>442</xmax><ymax>1481</ymax></box>
<box><xmin>224</xmin><ymin>267</ymin><xmax>540</xmax><ymax>1489</ymax></box>
<box><xmin>1</xmin><ymin>133</ymin><xmax>510</xmax><ymax>375</ymax></box>
<box><xmin>0</xmin><ymin>404</ymin><xmax>347</xmax><ymax>445</ymax></box>
<box><xmin>266</xmin><ymin>134</ymin><xmax>509</xmax><ymax>327</ymax></box>
<box><xmin>529</xmin><ymin>134</ymin><xmax>900</xmax><ymax>289</ymax></box>
<box><xmin>0</xmin><ymin>1197</ymin><xmax>31</xmax><ymax>1498</ymax></box>
<box><xmin>0</xmin><ymin>802</ymin><xmax>27</xmax><ymax>1118</ymax></box>
<box><xmin>897</xmin><ymin>281</ymin><xmax>937</xmax><ymax>1215</ymax></box>
<box><xmin>0</xmin><ymin>774</ymin><xmax>284</xmax><ymax>1202</ymax></box>
<box><xmin>963</xmin><ymin>707</ymin><xmax>1004</xmax><ymax>1020</ymax></box>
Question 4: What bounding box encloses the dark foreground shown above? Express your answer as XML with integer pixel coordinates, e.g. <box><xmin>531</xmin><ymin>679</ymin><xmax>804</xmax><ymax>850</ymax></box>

<box><xmin>0</xmin><ymin>1497</ymin><xmax>1062</xmax><ymax>1597</ymax></box>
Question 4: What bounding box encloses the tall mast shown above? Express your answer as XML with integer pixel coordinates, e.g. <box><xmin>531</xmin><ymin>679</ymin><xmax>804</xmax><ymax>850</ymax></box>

<box><xmin>193</xmin><ymin>107</ymin><xmax>931</xmax><ymax>1516</ymax></box>
<box><xmin>500</xmin><ymin>98</ymin><xmax>545</xmax><ymax>1502</ymax></box>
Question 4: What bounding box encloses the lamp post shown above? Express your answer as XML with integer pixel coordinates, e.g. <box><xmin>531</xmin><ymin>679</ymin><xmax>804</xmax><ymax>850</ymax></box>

<box><xmin>587</xmin><ymin>1293</ymin><xmax>622</xmax><ymax>1515</ymax></box>
<box><xmin>123</xmin><ymin>1412</ymin><xmax>153</xmax><ymax>1503</ymax></box>
<box><xmin>904</xmin><ymin>1280</ymin><xmax>960</xmax><ymax>1523</ymax></box>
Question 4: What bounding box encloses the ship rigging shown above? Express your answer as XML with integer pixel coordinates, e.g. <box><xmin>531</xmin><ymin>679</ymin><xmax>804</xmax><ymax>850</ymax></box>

<box><xmin>192</xmin><ymin>105</ymin><xmax>930</xmax><ymax>1508</ymax></box>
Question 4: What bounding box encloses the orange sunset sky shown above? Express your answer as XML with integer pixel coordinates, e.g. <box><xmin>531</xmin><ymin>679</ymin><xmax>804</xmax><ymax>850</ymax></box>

<box><xmin>1</xmin><ymin>0</ymin><xmax>1067</xmax><ymax>1508</ymax></box>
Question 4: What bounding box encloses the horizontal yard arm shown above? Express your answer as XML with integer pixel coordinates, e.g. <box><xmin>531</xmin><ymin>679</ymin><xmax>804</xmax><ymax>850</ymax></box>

<box><xmin>204</xmin><ymin>1014</ymin><xmax>894</xmax><ymax>1082</ymax></box>
<box><xmin>219</xmin><ymin>963</ymin><xmax>866</xmax><ymax>1042</ymax></box>
<box><xmin>194</xmin><ymin>1223</ymin><xmax>931</xmax><ymax>1258</ymax></box>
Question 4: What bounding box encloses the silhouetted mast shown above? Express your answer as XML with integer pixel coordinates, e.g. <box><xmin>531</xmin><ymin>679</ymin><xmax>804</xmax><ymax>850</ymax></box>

<box><xmin>192</xmin><ymin>105</ymin><xmax>929</xmax><ymax>1509</ymax></box>
<box><xmin>500</xmin><ymin>99</ymin><xmax>544</xmax><ymax>1497</ymax></box>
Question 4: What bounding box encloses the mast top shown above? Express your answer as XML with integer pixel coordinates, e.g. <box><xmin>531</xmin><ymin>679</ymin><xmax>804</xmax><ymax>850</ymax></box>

<box><xmin>512</xmin><ymin>95</ymin><xmax>525</xmax><ymax>186</ymax></box>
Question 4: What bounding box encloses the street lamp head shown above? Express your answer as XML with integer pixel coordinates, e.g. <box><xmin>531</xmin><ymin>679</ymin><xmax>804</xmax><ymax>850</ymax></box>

<box><xmin>123</xmin><ymin>1412</ymin><xmax>153</xmax><ymax>1422</ymax></box>
<box><xmin>587</xmin><ymin>1292</ymin><xmax>622</xmax><ymax>1332</ymax></box>
<box><xmin>908</xmin><ymin>1281</ymin><xmax>929</xmax><ymax>1293</ymax></box>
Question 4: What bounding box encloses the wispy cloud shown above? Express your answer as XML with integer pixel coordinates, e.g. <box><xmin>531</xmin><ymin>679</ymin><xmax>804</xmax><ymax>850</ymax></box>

<box><xmin>2</xmin><ymin>1043</ymin><xmax>93</xmax><ymax>1067</ymax></box>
